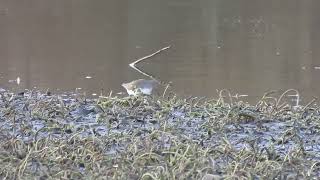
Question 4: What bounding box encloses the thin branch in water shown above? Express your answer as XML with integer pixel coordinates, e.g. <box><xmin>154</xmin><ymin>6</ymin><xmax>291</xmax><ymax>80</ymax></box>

<box><xmin>129</xmin><ymin>46</ymin><xmax>171</xmax><ymax>68</ymax></box>
<box><xmin>129</xmin><ymin>46</ymin><xmax>171</xmax><ymax>81</ymax></box>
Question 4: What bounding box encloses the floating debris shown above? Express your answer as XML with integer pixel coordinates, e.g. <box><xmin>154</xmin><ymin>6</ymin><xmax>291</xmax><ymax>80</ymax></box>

<box><xmin>8</xmin><ymin>76</ymin><xmax>21</xmax><ymax>85</ymax></box>
<box><xmin>314</xmin><ymin>66</ymin><xmax>320</xmax><ymax>70</ymax></box>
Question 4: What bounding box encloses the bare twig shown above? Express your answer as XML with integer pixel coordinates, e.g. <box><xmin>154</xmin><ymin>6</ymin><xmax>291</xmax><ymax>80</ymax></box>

<box><xmin>129</xmin><ymin>46</ymin><xmax>171</xmax><ymax>67</ymax></box>
<box><xmin>130</xmin><ymin>63</ymin><xmax>155</xmax><ymax>80</ymax></box>
<box><xmin>129</xmin><ymin>46</ymin><xmax>171</xmax><ymax>81</ymax></box>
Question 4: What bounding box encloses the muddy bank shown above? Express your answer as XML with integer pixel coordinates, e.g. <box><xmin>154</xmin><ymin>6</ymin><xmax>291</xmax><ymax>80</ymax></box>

<box><xmin>0</xmin><ymin>89</ymin><xmax>319</xmax><ymax>179</ymax></box>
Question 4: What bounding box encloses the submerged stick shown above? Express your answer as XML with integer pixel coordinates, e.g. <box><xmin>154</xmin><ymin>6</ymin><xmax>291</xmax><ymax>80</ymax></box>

<box><xmin>129</xmin><ymin>46</ymin><xmax>171</xmax><ymax>81</ymax></box>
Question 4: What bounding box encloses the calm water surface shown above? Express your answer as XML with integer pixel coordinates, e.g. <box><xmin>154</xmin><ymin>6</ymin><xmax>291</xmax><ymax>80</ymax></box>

<box><xmin>0</xmin><ymin>0</ymin><xmax>320</xmax><ymax>102</ymax></box>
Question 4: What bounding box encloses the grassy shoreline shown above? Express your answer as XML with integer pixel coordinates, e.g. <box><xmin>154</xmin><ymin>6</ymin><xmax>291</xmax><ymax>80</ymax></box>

<box><xmin>0</xmin><ymin>89</ymin><xmax>319</xmax><ymax>179</ymax></box>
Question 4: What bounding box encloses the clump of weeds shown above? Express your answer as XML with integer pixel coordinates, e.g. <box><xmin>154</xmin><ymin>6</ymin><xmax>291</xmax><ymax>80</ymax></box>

<box><xmin>0</xmin><ymin>88</ymin><xmax>319</xmax><ymax>179</ymax></box>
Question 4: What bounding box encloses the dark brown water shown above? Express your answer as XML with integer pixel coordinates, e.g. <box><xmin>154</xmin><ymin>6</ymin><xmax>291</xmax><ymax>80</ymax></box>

<box><xmin>1</xmin><ymin>0</ymin><xmax>320</xmax><ymax>102</ymax></box>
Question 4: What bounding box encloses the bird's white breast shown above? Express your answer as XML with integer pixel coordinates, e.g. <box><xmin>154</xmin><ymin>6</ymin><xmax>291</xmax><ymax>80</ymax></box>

<box><xmin>140</xmin><ymin>87</ymin><xmax>153</xmax><ymax>95</ymax></box>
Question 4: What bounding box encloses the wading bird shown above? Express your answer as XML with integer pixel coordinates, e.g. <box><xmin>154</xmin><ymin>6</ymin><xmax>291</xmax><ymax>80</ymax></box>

<box><xmin>122</xmin><ymin>79</ymin><xmax>159</xmax><ymax>96</ymax></box>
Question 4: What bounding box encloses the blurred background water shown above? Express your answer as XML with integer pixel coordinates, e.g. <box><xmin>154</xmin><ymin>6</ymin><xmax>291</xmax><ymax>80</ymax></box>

<box><xmin>0</xmin><ymin>0</ymin><xmax>319</xmax><ymax>102</ymax></box>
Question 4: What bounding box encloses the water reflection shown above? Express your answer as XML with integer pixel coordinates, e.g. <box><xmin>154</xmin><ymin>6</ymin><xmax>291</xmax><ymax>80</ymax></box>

<box><xmin>0</xmin><ymin>0</ymin><xmax>319</xmax><ymax>102</ymax></box>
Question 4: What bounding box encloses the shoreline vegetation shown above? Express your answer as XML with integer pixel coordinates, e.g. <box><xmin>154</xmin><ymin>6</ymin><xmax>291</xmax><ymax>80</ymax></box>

<box><xmin>0</xmin><ymin>88</ymin><xmax>319</xmax><ymax>179</ymax></box>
